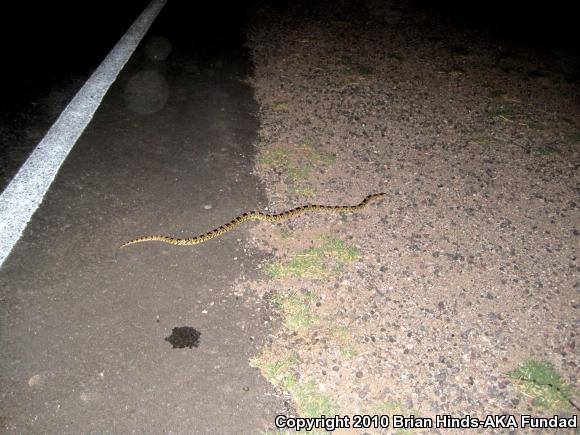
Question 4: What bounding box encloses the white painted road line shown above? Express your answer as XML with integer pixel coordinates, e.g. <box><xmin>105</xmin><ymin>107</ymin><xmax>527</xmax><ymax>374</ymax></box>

<box><xmin>0</xmin><ymin>0</ymin><xmax>167</xmax><ymax>268</ymax></box>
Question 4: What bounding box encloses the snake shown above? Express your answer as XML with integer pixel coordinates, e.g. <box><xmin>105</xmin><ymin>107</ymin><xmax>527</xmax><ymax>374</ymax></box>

<box><xmin>120</xmin><ymin>192</ymin><xmax>386</xmax><ymax>248</ymax></box>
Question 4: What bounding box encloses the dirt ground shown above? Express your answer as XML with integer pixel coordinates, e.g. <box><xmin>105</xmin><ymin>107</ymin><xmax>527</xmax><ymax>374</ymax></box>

<box><xmin>237</xmin><ymin>0</ymin><xmax>579</xmax><ymax>432</ymax></box>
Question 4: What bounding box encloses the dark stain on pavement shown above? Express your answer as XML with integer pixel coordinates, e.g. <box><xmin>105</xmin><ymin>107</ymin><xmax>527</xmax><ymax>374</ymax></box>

<box><xmin>165</xmin><ymin>326</ymin><xmax>201</xmax><ymax>349</ymax></box>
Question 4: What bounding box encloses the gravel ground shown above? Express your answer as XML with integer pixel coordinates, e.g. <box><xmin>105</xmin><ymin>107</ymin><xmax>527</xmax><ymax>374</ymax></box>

<box><xmin>237</xmin><ymin>1</ymin><xmax>579</xmax><ymax>432</ymax></box>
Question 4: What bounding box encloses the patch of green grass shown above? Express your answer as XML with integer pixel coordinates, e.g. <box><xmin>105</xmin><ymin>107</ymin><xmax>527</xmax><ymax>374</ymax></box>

<box><xmin>280</xmin><ymin>228</ymin><xmax>293</xmax><ymax>239</ymax></box>
<box><xmin>273</xmin><ymin>101</ymin><xmax>289</xmax><ymax>111</ymax></box>
<box><xmin>332</xmin><ymin>325</ymin><xmax>351</xmax><ymax>341</ymax></box>
<box><xmin>488</xmin><ymin>106</ymin><xmax>545</xmax><ymax>129</ymax></box>
<box><xmin>256</xmin><ymin>353</ymin><xmax>297</xmax><ymax>384</ymax></box>
<box><xmin>274</xmin><ymin>292</ymin><xmax>317</xmax><ymax>333</ymax></box>
<box><xmin>354</xmin><ymin>63</ymin><xmax>372</xmax><ymax>76</ymax></box>
<box><xmin>339</xmin><ymin>344</ymin><xmax>358</xmax><ymax>359</ymax></box>
<box><xmin>526</xmin><ymin>120</ymin><xmax>546</xmax><ymax>131</ymax></box>
<box><xmin>288</xmin><ymin>185</ymin><xmax>315</xmax><ymax>197</ymax></box>
<box><xmin>437</xmin><ymin>64</ymin><xmax>465</xmax><ymax>75</ymax></box>
<box><xmin>319</xmin><ymin>237</ymin><xmax>359</xmax><ymax>262</ymax></box>
<box><xmin>466</xmin><ymin>129</ymin><xmax>497</xmax><ymax>146</ymax></box>
<box><xmin>332</xmin><ymin>326</ymin><xmax>357</xmax><ymax>359</ymax></box>
<box><xmin>298</xmin><ymin>138</ymin><xmax>336</xmax><ymax>165</ymax></box>
<box><xmin>386</xmin><ymin>52</ymin><xmax>404</xmax><ymax>61</ymax></box>
<box><xmin>340</xmin><ymin>56</ymin><xmax>372</xmax><ymax>82</ymax></box>
<box><xmin>340</xmin><ymin>55</ymin><xmax>373</xmax><ymax>77</ymax></box>
<box><xmin>537</xmin><ymin>145</ymin><xmax>561</xmax><ymax>156</ymax></box>
<box><xmin>257</xmin><ymin>144</ymin><xmax>290</xmax><ymax>167</ymax></box>
<box><xmin>284</xmin><ymin>139</ymin><xmax>335</xmax><ymax>197</ymax></box>
<box><xmin>266</xmin><ymin>238</ymin><xmax>359</xmax><ymax>280</ymax></box>
<box><xmin>490</xmin><ymin>89</ymin><xmax>506</xmax><ymax>98</ymax></box>
<box><xmin>569</xmin><ymin>131</ymin><xmax>580</xmax><ymax>143</ymax></box>
<box><xmin>489</xmin><ymin>106</ymin><xmax>517</xmax><ymax>122</ymax></box>
<box><xmin>287</xmin><ymin>166</ymin><xmax>311</xmax><ymax>184</ymax></box>
<box><xmin>436</xmin><ymin>65</ymin><xmax>465</xmax><ymax>75</ymax></box>
<box><xmin>507</xmin><ymin>360</ymin><xmax>577</xmax><ymax>411</ymax></box>
<box><xmin>449</xmin><ymin>65</ymin><xmax>465</xmax><ymax>75</ymax></box>
<box><xmin>266</xmin><ymin>249</ymin><xmax>326</xmax><ymax>279</ymax></box>
<box><xmin>253</xmin><ymin>353</ymin><xmax>336</xmax><ymax>429</ymax></box>
<box><xmin>340</xmin><ymin>55</ymin><xmax>354</xmax><ymax>66</ymax></box>
<box><xmin>257</xmin><ymin>139</ymin><xmax>335</xmax><ymax>197</ymax></box>
<box><xmin>293</xmin><ymin>379</ymin><xmax>336</xmax><ymax>418</ymax></box>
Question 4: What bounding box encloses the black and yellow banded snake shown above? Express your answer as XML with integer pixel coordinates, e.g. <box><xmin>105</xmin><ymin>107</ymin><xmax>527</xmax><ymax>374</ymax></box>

<box><xmin>120</xmin><ymin>192</ymin><xmax>386</xmax><ymax>248</ymax></box>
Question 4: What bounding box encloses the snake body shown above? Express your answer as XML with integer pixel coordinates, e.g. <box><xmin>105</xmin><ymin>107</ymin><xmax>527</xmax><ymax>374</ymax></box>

<box><xmin>120</xmin><ymin>192</ymin><xmax>386</xmax><ymax>248</ymax></box>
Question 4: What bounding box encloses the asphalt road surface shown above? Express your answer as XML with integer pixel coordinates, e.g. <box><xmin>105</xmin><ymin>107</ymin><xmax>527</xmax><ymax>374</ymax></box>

<box><xmin>0</xmin><ymin>1</ymin><xmax>290</xmax><ymax>433</ymax></box>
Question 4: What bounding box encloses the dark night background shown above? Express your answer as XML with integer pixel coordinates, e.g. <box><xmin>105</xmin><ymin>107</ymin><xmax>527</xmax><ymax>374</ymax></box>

<box><xmin>1</xmin><ymin>0</ymin><xmax>577</xmax><ymax>96</ymax></box>
<box><xmin>0</xmin><ymin>0</ymin><xmax>577</xmax><ymax>188</ymax></box>
<box><xmin>1</xmin><ymin>0</ymin><xmax>577</xmax><ymax>86</ymax></box>
<box><xmin>1</xmin><ymin>0</ymin><xmax>577</xmax><ymax>100</ymax></box>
